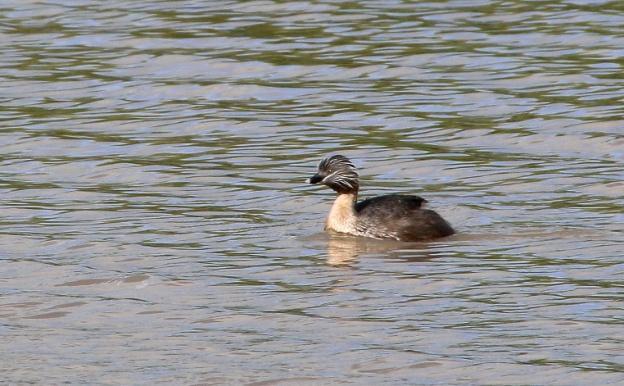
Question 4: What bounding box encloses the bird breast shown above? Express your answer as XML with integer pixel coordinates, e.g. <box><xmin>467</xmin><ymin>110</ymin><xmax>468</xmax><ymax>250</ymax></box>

<box><xmin>325</xmin><ymin>193</ymin><xmax>357</xmax><ymax>234</ymax></box>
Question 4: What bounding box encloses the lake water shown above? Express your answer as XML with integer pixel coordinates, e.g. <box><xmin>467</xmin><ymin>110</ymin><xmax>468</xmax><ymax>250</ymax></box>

<box><xmin>1</xmin><ymin>0</ymin><xmax>623</xmax><ymax>384</ymax></box>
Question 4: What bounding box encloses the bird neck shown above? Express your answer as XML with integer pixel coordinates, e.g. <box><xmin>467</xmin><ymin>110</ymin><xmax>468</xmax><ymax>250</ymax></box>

<box><xmin>325</xmin><ymin>192</ymin><xmax>358</xmax><ymax>234</ymax></box>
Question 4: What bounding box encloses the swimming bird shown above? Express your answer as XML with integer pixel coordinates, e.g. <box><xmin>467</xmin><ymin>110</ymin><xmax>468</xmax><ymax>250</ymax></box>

<box><xmin>309</xmin><ymin>155</ymin><xmax>454</xmax><ymax>241</ymax></box>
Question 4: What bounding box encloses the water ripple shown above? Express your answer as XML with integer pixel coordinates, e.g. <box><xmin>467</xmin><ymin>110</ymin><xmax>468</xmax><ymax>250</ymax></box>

<box><xmin>1</xmin><ymin>0</ymin><xmax>623</xmax><ymax>384</ymax></box>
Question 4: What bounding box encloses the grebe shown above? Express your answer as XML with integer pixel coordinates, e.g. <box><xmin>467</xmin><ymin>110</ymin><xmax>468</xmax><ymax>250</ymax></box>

<box><xmin>309</xmin><ymin>155</ymin><xmax>454</xmax><ymax>241</ymax></box>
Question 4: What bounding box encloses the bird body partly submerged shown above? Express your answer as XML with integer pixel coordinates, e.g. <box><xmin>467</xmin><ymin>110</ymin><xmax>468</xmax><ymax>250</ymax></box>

<box><xmin>310</xmin><ymin>155</ymin><xmax>454</xmax><ymax>242</ymax></box>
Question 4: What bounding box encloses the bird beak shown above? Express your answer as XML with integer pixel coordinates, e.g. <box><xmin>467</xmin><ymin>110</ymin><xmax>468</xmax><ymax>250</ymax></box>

<box><xmin>308</xmin><ymin>174</ymin><xmax>324</xmax><ymax>184</ymax></box>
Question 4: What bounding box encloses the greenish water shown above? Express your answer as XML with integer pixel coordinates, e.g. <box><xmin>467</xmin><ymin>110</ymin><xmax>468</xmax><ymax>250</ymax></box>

<box><xmin>1</xmin><ymin>1</ymin><xmax>623</xmax><ymax>385</ymax></box>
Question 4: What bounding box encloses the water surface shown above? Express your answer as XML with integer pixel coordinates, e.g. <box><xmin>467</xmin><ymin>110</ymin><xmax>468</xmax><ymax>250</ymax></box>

<box><xmin>1</xmin><ymin>0</ymin><xmax>623</xmax><ymax>384</ymax></box>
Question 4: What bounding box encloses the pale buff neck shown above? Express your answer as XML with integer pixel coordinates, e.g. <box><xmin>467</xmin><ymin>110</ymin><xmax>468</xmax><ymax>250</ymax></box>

<box><xmin>325</xmin><ymin>192</ymin><xmax>358</xmax><ymax>235</ymax></box>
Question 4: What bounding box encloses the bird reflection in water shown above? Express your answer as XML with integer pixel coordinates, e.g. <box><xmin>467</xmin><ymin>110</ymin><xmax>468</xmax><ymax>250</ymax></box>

<box><xmin>325</xmin><ymin>233</ymin><xmax>441</xmax><ymax>266</ymax></box>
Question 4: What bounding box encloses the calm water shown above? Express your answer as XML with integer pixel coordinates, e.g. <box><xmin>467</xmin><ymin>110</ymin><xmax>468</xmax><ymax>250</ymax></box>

<box><xmin>1</xmin><ymin>0</ymin><xmax>623</xmax><ymax>384</ymax></box>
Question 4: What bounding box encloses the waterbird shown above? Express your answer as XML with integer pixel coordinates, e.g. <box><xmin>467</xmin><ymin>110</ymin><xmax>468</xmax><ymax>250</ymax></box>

<box><xmin>309</xmin><ymin>155</ymin><xmax>454</xmax><ymax>241</ymax></box>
